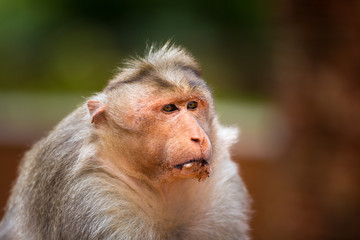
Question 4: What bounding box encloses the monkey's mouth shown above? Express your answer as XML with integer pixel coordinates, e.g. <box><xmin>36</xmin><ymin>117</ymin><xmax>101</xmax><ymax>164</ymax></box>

<box><xmin>173</xmin><ymin>158</ymin><xmax>209</xmax><ymax>170</ymax></box>
<box><xmin>172</xmin><ymin>158</ymin><xmax>210</xmax><ymax>181</ymax></box>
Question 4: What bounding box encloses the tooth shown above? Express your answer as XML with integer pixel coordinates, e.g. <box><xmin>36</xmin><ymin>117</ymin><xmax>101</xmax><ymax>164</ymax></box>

<box><xmin>183</xmin><ymin>163</ymin><xmax>193</xmax><ymax>168</ymax></box>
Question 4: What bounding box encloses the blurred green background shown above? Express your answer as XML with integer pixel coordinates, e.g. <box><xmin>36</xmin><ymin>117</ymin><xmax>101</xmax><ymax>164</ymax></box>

<box><xmin>1</xmin><ymin>1</ymin><xmax>360</xmax><ymax>240</ymax></box>
<box><xmin>0</xmin><ymin>0</ymin><xmax>272</xmax><ymax>97</ymax></box>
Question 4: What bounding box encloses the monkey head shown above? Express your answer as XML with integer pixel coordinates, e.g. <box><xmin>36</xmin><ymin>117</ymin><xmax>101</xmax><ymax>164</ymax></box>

<box><xmin>87</xmin><ymin>45</ymin><xmax>215</xmax><ymax>185</ymax></box>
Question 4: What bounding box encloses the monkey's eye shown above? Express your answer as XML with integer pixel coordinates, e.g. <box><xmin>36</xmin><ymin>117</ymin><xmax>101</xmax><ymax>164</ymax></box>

<box><xmin>163</xmin><ymin>104</ymin><xmax>178</xmax><ymax>113</ymax></box>
<box><xmin>187</xmin><ymin>101</ymin><xmax>198</xmax><ymax>110</ymax></box>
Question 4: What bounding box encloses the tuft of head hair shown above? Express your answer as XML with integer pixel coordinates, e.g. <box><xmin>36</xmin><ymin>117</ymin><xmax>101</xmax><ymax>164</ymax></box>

<box><xmin>105</xmin><ymin>42</ymin><xmax>202</xmax><ymax>91</ymax></box>
<box><xmin>143</xmin><ymin>42</ymin><xmax>200</xmax><ymax>70</ymax></box>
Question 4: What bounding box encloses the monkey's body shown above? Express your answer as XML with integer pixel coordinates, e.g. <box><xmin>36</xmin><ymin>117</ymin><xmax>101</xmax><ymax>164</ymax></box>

<box><xmin>0</xmin><ymin>44</ymin><xmax>250</xmax><ymax>240</ymax></box>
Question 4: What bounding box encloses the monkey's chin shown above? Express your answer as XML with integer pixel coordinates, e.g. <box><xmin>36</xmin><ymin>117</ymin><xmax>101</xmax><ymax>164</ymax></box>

<box><xmin>172</xmin><ymin>159</ymin><xmax>211</xmax><ymax>182</ymax></box>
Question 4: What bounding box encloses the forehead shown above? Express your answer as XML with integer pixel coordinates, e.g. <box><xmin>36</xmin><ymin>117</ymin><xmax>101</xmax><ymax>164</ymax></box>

<box><xmin>133</xmin><ymin>80</ymin><xmax>211</xmax><ymax>108</ymax></box>
<box><xmin>144</xmin><ymin>70</ymin><xmax>211</xmax><ymax>103</ymax></box>
<box><xmin>113</xmin><ymin>65</ymin><xmax>210</xmax><ymax>95</ymax></box>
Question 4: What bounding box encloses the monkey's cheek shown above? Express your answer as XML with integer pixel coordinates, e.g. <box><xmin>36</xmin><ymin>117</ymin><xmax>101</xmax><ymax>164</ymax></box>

<box><xmin>172</xmin><ymin>163</ymin><xmax>211</xmax><ymax>182</ymax></box>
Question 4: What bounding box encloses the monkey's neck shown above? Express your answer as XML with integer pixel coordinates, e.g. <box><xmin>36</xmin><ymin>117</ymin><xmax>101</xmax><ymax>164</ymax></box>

<box><xmin>98</xmin><ymin>154</ymin><xmax>210</xmax><ymax>221</ymax></box>
<box><xmin>114</xmin><ymin>168</ymin><xmax>209</xmax><ymax>212</ymax></box>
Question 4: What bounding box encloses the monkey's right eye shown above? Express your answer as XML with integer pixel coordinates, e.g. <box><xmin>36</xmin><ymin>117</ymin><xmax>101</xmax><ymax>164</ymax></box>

<box><xmin>162</xmin><ymin>104</ymin><xmax>178</xmax><ymax>113</ymax></box>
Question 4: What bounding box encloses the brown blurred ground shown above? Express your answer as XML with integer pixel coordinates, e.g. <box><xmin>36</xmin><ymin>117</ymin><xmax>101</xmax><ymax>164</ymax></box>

<box><xmin>0</xmin><ymin>145</ymin><xmax>26</xmax><ymax>216</ymax></box>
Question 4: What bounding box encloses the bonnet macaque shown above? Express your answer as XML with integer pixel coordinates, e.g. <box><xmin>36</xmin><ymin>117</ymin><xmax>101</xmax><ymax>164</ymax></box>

<box><xmin>0</xmin><ymin>43</ymin><xmax>250</xmax><ymax>240</ymax></box>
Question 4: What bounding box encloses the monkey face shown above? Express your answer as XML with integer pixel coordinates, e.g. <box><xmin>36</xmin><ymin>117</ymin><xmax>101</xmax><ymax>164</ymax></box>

<box><xmin>153</xmin><ymin>95</ymin><xmax>213</xmax><ymax>182</ymax></box>
<box><xmin>95</xmin><ymin>81</ymin><xmax>214</xmax><ymax>183</ymax></box>
<box><xmin>126</xmin><ymin>90</ymin><xmax>212</xmax><ymax>182</ymax></box>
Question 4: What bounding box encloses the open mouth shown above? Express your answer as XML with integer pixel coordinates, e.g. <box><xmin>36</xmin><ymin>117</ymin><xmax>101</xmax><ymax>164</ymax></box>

<box><xmin>173</xmin><ymin>158</ymin><xmax>209</xmax><ymax>170</ymax></box>
<box><xmin>172</xmin><ymin>158</ymin><xmax>210</xmax><ymax>181</ymax></box>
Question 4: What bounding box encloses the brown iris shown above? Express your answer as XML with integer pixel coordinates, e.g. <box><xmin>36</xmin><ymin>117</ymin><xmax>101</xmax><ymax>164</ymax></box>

<box><xmin>187</xmin><ymin>101</ymin><xmax>198</xmax><ymax>110</ymax></box>
<box><xmin>163</xmin><ymin>104</ymin><xmax>178</xmax><ymax>112</ymax></box>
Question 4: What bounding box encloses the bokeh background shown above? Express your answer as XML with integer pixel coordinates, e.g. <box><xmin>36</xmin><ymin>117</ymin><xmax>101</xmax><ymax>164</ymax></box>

<box><xmin>1</xmin><ymin>0</ymin><xmax>359</xmax><ymax>239</ymax></box>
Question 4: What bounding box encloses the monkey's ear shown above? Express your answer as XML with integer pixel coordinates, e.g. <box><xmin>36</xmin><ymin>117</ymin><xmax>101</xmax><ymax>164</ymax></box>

<box><xmin>87</xmin><ymin>101</ymin><xmax>107</xmax><ymax>125</ymax></box>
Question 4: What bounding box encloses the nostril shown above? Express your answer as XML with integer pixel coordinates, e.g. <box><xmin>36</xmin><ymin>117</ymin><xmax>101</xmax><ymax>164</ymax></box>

<box><xmin>191</xmin><ymin>137</ymin><xmax>200</xmax><ymax>143</ymax></box>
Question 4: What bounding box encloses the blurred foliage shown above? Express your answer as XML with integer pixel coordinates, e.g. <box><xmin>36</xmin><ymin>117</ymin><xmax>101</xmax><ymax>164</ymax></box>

<box><xmin>0</xmin><ymin>0</ymin><xmax>273</xmax><ymax>98</ymax></box>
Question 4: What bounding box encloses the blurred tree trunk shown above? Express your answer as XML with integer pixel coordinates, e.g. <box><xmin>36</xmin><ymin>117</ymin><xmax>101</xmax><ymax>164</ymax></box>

<box><xmin>274</xmin><ymin>0</ymin><xmax>360</xmax><ymax>239</ymax></box>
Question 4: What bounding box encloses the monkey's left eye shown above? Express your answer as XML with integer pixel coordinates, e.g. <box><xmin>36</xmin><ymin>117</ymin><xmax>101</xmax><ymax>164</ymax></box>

<box><xmin>163</xmin><ymin>104</ymin><xmax>178</xmax><ymax>113</ymax></box>
<box><xmin>187</xmin><ymin>101</ymin><xmax>198</xmax><ymax>110</ymax></box>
